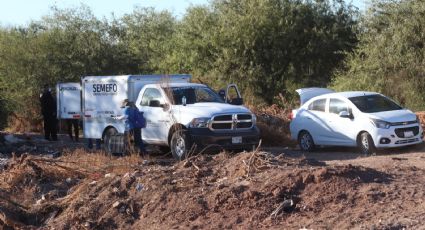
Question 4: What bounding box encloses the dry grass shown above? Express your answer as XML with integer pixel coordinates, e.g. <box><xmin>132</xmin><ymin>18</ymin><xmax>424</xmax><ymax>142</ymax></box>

<box><xmin>59</xmin><ymin>149</ymin><xmax>144</xmax><ymax>176</ymax></box>
<box><xmin>248</xmin><ymin>104</ymin><xmax>296</xmax><ymax>147</ymax></box>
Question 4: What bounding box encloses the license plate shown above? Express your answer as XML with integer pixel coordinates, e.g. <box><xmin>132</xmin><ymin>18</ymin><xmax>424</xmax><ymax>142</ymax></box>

<box><xmin>404</xmin><ymin>131</ymin><xmax>414</xmax><ymax>138</ymax></box>
<box><xmin>232</xmin><ymin>136</ymin><xmax>242</xmax><ymax>144</ymax></box>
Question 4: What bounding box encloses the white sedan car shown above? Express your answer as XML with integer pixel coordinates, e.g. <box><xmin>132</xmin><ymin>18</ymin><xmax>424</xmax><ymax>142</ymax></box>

<box><xmin>290</xmin><ymin>88</ymin><xmax>423</xmax><ymax>154</ymax></box>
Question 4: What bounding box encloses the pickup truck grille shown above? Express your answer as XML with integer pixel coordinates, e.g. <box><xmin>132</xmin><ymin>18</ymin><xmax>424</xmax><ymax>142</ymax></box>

<box><xmin>210</xmin><ymin>114</ymin><xmax>253</xmax><ymax>131</ymax></box>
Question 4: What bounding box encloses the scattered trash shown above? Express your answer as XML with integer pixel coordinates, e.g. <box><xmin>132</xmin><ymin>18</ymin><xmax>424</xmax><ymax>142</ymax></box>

<box><xmin>271</xmin><ymin>199</ymin><xmax>295</xmax><ymax>217</ymax></box>
<box><xmin>112</xmin><ymin>201</ymin><xmax>121</xmax><ymax>208</ymax></box>
<box><xmin>65</xmin><ymin>178</ymin><xmax>72</xmax><ymax>183</ymax></box>
<box><xmin>4</xmin><ymin>134</ymin><xmax>24</xmax><ymax>144</ymax></box>
<box><xmin>105</xmin><ymin>173</ymin><xmax>115</xmax><ymax>178</ymax></box>
<box><xmin>217</xmin><ymin>177</ymin><xmax>228</xmax><ymax>183</ymax></box>
<box><xmin>119</xmin><ymin>205</ymin><xmax>126</xmax><ymax>213</ymax></box>
<box><xmin>282</xmin><ymin>199</ymin><xmax>295</xmax><ymax>212</ymax></box>
<box><xmin>0</xmin><ymin>158</ymin><xmax>9</xmax><ymax>170</ymax></box>
<box><xmin>183</xmin><ymin>161</ymin><xmax>192</xmax><ymax>168</ymax></box>
<box><xmin>89</xmin><ymin>181</ymin><xmax>97</xmax><ymax>186</ymax></box>
<box><xmin>35</xmin><ymin>194</ymin><xmax>46</xmax><ymax>205</ymax></box>
<box><xmin>51</xmin><ymin>151</ymin><xmax>61</xmax><ymax>158</ymax></box>
<box><xmin>135</xmin><ymin>183</ymin><xmax>143</xmax><ymax>192</ymax></box>
<box><xmin>47</xmin><ymin>151</ymin><xmax>61</xmax><ymax>158</ymax></box>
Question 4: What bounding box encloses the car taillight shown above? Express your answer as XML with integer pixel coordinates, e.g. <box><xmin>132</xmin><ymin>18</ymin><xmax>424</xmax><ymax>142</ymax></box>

<box><xmin>288</xmin><ymin>111</ymin><xmax>293</xmax><ymax>120</ymax></box>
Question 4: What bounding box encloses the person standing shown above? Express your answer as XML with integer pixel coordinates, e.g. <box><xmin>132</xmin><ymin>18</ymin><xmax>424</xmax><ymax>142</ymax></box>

<box><xmin>66</xmin><ymin>119</ymin><xmax>79</xmax><ymax>142</ymax></box>
<box><xmin>128</xmin><ymin>101</ymin><xmax>146</xmax><ymax>155</ymax></box>
<box><xmin>116</xmin><ymin>99</ymin><xmax>146</xmax><ymax>155</ymax></box>
<box><xmin>40</xmin><ymin>84</ymin><xmax>58</xmax><ymax>141</ymax></box>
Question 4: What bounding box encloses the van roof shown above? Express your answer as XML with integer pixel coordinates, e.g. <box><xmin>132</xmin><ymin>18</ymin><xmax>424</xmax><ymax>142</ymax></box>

<box><xmin>155</xmin><ymin>83</ymin><xmax>206</xmax><ymax>88</ymax></box>
<box><xmin>82</xmin><ymin>74</ymin><xmax>191</xmax><ymax>81</ymax></box>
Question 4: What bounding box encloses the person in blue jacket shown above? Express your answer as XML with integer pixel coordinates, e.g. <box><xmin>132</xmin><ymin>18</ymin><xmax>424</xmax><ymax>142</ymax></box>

<box><xmin>116</xmin><ymin>99</ymin><xmax>146</xmax><ymax>155</ymax></box>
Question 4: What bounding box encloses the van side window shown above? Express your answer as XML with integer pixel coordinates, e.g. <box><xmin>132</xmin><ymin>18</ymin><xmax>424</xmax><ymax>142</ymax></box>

<box><xmin>329</xmin><ymin>98</ymin><xmax>349</xmax><ymax>114</ymax></box>
<box><xmin>308</xmin><ymin>99</ymin><xmax>326</xmax><ymax>112</ymax></box>
<box><xmin>141</xmin><ymin>88</ymin><xmax>162</xmax><ymax>106</ymax></box>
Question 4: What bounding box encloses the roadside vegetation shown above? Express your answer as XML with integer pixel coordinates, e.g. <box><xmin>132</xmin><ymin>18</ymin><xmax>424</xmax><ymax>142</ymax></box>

<box><xmin>0</xmin><ymin>0</ymin><xmax>424</xmax><ymax>130</ymax></box>
<box><xmin>0</xmin><ymin>0</ymin><xmax>358</xmax><ymax>130</ymax></box>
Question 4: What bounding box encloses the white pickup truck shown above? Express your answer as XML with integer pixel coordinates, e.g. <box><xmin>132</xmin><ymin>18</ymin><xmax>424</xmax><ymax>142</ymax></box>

<box><xmin>57</xmin><ymin>75</ymin><xmax>260</xmax><ymax>159</ymax></box>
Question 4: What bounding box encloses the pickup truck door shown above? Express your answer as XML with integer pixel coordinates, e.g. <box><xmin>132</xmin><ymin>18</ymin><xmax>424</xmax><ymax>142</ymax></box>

<box><xmin>224</xmin><ymin>84</ymin><xmax>244</xmax><ymax>105</ymax></box>
<box><xmin>136</xmin><ymin>87</ymin><xmax>170</xmax><ymax>144</ymax></box>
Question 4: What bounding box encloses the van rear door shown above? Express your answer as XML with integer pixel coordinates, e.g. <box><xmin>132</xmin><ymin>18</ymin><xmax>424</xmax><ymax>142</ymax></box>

<box><xmin>56</xmin><ymin>83</ymin><xmax>81</xmax><ymax>119</ymax></box>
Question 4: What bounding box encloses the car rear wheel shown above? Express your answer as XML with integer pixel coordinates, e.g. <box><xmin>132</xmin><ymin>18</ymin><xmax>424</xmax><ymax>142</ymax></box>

<box><xmin>298</xmin><ymin>131</ymin><xmax>315</xmax><ymax>151</ymax></box>
<box><xmin>358</xmin><ymin>132</ymin><xmax>376</xmax><ymax>155</ymax></box>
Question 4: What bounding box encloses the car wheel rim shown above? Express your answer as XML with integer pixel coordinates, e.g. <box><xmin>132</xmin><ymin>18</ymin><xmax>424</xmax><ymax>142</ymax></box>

<box><xmin>301</xmin><ymin>134</ymin><xmax>311</xmax><ymax>150</ymax></box>
<box><xmin>174</xmin><ymin>136</ymin><xmax>185</xmax><ymax>157</ymax></box>
<box><xmin>362</xmin><ymin>136</ymin><xmax>369</xmax><ymax>149</ymax></box>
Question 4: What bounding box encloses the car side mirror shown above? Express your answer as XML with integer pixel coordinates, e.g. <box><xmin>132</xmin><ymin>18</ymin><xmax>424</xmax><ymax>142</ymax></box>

<box><xmin>149</xmin><ymin>100</ymin><xmax>161</xmax><ymax>107</ymax></box>
<box><xmin>230</xmin><ymin>97</ymin><xmax>244</xmax><ymax>105</ymax></box>
<box><xmin>339</xmin><ymin>111</ymin><xmax>353</xmax><ymax>119</ymax></box>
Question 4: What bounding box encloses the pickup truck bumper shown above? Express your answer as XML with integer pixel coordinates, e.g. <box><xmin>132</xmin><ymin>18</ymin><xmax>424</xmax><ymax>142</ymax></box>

<box><xmin>188</xmin><ymin>126</ymin><xmax>260</xmax><ymax>152</ymax></box>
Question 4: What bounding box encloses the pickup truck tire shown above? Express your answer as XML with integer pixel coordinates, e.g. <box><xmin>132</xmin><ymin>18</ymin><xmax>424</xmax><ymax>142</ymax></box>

<box><xmin>170</xmin><ymin>130</ymin><xmax>192</xmax><ymax>160</ymax></box>
<box><xmin>103</xmin><ymin>128</ymin><xmax>118</xmax><ymax>154</ymax></box>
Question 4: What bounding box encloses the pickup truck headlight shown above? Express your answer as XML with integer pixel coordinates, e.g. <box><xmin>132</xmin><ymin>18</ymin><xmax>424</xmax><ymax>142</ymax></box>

<box><xmin>370</xmin><ymin>118</ymin><xmax>391</xmax><ymax>129</ymax></box>
<box><xmin>189</xmin><ymin>117</ymin><xmax>210</xmax><ymax>128</ymax></box>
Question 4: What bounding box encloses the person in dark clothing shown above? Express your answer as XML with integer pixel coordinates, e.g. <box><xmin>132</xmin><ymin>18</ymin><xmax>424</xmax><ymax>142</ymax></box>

<box><xmin>66</xmin><ymin>119</ymin><xmax>79</xmax><ymax>141</ymax></box>
<box><xmin>40</xmin><ymin>84</ymin><xmax>58</xmax><ymax>141</ymax></box>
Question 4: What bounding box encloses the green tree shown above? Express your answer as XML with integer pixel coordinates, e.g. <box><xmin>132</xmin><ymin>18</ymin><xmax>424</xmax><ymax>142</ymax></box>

<box><xmin>332</xmin><ymin>0</ymin><xmax>425</xmax><ymax>110</ymax></box>
<box><xmin>120</xmin><ymin>7</ymin><xmax>177</xmax><ymax>73</ymax></box>
<box><xmin>169</xmin><ymin>0</ymin><xmax>358</xmax><ymax>104</ymax></box>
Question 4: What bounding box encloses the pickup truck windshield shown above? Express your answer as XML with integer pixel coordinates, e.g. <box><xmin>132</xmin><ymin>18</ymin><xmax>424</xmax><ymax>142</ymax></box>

<box><xmin>349</xmin><ymin>94</ymin><xmax>403</xmax><ymax>113</ymax></box>
<box><xmin>165</xmin><ymin>86</ymin><xmax>224</xmax><ymax>105</ymax></box>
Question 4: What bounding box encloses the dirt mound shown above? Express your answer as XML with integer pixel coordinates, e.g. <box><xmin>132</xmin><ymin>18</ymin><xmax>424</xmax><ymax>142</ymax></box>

<box><xmin>0</xmin><ymin>150</ymin><xmax>408</xmax><ymax>229</ymax></box>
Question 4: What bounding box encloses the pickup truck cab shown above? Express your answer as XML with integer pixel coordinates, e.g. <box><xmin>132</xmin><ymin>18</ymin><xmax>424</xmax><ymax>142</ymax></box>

<box><xmin>135</xmin><ymin>82</ymin><xmax>260</xmax><ymax>159</ymax></box>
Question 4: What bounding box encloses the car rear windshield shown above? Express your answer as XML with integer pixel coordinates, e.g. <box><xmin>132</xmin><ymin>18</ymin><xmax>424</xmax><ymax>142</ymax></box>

<box><xmin>165</xmin><ymin>86</ymin><xmax>224</xmax><ymax>105</ymax></box>
<box><xmin>349</xmin><ymin>94</ymin><xmax>402</xmax><ymax>113</ymax></box>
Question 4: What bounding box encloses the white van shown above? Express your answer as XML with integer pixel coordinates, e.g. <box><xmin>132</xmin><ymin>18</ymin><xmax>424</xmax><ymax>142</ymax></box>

<box><xmin>57</xmin><ymin>75</ymin><xmax>260</xmax><ymax>159</ymax></box>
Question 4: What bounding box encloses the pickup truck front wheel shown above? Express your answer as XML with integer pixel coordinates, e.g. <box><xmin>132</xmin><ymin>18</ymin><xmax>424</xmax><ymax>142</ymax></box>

<box><xmin>170</xmin><ymin>130</ymin><xmax>192</xmax><ymax>160</ymax></box>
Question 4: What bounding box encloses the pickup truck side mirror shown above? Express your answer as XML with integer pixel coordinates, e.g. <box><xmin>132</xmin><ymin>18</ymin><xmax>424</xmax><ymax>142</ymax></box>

<box><xmin>149</xmin><ymin>100</ymin><xmax>161</xmax><ymax>107</ymax></box>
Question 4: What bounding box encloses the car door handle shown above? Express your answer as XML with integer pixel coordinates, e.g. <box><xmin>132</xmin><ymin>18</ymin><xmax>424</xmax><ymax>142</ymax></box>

<box><xmin>306</xmin><ymin>117</ymin><xmax>312</xmax><ymax>120</ymax></box>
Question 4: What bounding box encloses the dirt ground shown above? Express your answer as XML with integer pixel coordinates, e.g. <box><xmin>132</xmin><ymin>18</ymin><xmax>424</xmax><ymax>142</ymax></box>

<box><xmin>0</xmin><ymin>132</ymin><xmax>424</xmax><ymax>229</ymax></box>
